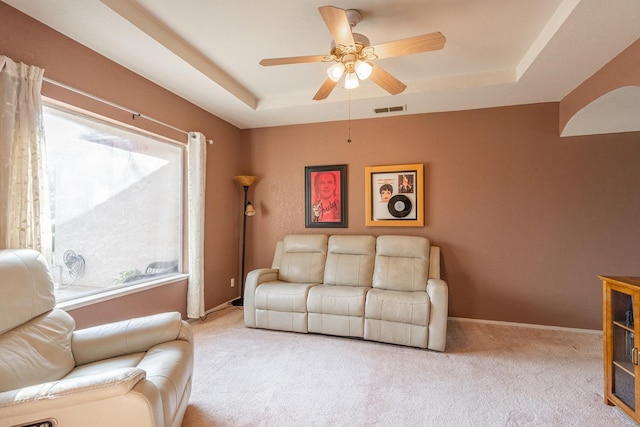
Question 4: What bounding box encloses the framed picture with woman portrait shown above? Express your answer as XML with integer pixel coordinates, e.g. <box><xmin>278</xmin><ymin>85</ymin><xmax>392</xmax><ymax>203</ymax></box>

<box><xmin>305</xmin><ymin>164</ymin><xmax>347</xmax><ymax>228</ymax></box>
<box><xmin>365</xmin><ymin>163</ymin><xmax>424</xmax><ymax>227</ymax></box>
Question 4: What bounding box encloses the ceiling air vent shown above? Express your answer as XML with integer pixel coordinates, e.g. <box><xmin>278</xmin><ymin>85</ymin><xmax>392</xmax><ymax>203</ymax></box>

<box><xmin>374</xmin><ymin>105</ymin><xmax>406</xmax><ymax>114</ymax></box>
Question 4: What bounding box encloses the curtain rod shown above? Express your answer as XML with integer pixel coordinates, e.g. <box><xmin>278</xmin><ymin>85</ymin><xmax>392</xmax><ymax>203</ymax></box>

<box><xmin>43</xmin><ymin>77</ymin><xmax>212</xmax><ymax>143</ymax></box>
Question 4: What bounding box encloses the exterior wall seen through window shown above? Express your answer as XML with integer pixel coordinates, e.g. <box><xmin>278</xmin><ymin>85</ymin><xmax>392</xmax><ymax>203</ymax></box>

<box><xmin>43</xmin><ymin>105</ymin><xmax>184</xmax><ymax>303</ymax></box>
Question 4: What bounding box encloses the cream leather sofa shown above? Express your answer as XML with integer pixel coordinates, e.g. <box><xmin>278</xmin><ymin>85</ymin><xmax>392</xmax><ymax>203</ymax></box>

<box><xmin>0</xmin><ymin>249</ymin><xmax>193</xmax><ymax>427</ymax></box>
<box><xmin>243</xmin><ymin>234</ymin><xmax>448</xmax><ymax>351</ymax></box>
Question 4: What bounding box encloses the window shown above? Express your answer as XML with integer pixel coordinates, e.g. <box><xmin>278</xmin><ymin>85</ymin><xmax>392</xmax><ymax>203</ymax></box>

<box><xmin>43</xmin><ymin>105</ymin><xmax>184</xmax><ymax>304</ymax></box>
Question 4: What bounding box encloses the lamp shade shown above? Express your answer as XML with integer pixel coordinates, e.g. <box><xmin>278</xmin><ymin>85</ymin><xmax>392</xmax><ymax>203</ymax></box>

<box><xmin>327</xmin><ymin>62</ymin><xmax>346</xmax><ymax>82</ymax></box>
<box><xmin>235</xmin><ymin>175</ymin><xmax>258</xmax><ymax>187</ymax></box>
<box><xmin>355</xmin><ymin>60</ymin><xmax>373</xmax><ymax>80</ymax></box>
<box><xmin>344</xmin><ymin>71</ymin><xmax>359</xmax><ymax>89</ymax></box>
<box><xmin>245</xmin><ymin>202</ymin><xmax>256</xmax><ymax>216</ymax></box>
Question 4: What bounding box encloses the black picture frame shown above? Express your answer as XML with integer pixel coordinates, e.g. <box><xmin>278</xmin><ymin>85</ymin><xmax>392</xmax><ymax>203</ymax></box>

<box><xmin>305</xmin><ymin>164</ymin><xmax>347</xmax><ymax>228</ymax></box>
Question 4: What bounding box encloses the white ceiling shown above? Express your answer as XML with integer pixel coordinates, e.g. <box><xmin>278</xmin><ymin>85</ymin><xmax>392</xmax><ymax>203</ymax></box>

<box><xmin>5</xmin><ymin>0</ymin><xmax>640</xmax><ymax>130</ymax></box>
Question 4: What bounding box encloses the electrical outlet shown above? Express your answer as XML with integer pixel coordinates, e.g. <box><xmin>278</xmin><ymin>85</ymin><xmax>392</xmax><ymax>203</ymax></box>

<box><xmin>230</xmin><ymin>278</ymin><xmax>235</xmax><ymax>287</ymax></box>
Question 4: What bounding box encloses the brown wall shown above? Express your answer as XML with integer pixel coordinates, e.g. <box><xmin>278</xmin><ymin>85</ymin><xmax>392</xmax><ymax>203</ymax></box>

<box><xmin>1</xmin><ymin>3</ymin><xmax>244</xmax><ymax>326</ymax></box>
<box><xmin>242</xmin><ymin>104</ymin><xmax>640</xmax><ymax>330</ymax></box>
<box><xmin>68</xmin><ymin>280</ymin><xmax>189</xmax><ymax>329</ymax></box>
<box><xmin>3</xmin><ymin>3</ymin><xmax>640</xmax><ymax>330</ymax></box>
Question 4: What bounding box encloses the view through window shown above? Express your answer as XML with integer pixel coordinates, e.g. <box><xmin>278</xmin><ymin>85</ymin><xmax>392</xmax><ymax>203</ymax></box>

<box><xmin>43</xmin><ymin>105</ymin><xmax>184</xmax><ymax>303</ymax></box>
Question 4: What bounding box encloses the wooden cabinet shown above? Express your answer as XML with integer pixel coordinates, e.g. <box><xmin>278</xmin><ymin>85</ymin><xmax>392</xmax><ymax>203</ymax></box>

<box><xmin>601</xmin><ymin>275</ymin><xmax>640</xmax><ymax>423</ymax></box>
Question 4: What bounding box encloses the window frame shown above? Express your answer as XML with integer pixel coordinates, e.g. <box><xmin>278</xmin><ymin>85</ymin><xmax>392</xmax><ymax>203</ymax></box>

<box><xmin>43</xmin><ymin>101</ymin><xmax>188</xmax><ymax>309</ymax></box>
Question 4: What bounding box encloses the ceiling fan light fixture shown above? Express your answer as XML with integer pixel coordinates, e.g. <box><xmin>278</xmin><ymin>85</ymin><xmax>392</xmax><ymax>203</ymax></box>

<box><xmin>354</xmin><ymin>60</ymin><xmax>373</xmax><ymax>80</ymax></box>
<box><xmin>327</xmin><ymin>62</ymin><xmax>346</xmax><ymax>82</ymax></box>
<box><xmin>344</xmin><ymin>71</ymin><xmax>359</xmax><ymax>89</ymax></box>
<box><xmin>260</xmin><ymin>6</ymin><xmax>445</xmax><ymax>100</ymax></box>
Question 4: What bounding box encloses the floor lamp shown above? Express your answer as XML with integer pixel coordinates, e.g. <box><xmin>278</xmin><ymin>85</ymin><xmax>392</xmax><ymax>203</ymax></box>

<box><xmin>232</xmin><ymin>175</ymin><xmax>258</xmax><ymax>307</ymax></box>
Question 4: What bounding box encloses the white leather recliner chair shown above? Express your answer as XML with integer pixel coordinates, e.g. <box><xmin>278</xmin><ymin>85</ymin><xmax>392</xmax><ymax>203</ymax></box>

<box><xmin>0</xmin><ymin>249</ymin><xmax>194</xmax><ymax>427</ymax></box>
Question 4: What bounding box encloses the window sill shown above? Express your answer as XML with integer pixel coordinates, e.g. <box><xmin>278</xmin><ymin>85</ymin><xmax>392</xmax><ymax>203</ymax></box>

<box><xmin>56</xmin><ymin>273</ymin><xmax>189</xmax><ymax>311</ymax></box>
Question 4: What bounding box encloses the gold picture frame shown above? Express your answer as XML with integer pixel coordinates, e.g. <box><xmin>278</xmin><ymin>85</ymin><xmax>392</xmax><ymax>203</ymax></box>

<box><xmin>365</xmin><ymin>163</ymin><xmax>424</xmax><ymax>227</ymax></box>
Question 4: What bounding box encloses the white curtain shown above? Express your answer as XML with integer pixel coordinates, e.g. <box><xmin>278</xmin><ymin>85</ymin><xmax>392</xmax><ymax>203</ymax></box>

<box><xmin>0</xmin><ymin>56</ymin><xmax>51</xmax><ymax>259</ymax></box>
<box><xmin>187</xmin><ymin>131</ymin><xmax>206</xmax><ymax>318</ymax></box>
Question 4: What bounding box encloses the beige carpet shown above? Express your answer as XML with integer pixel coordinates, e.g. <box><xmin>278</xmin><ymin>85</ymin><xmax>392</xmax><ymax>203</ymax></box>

<box><xmin>182</xmin><ymin>307</ymin><xmax>633</xmax><ymax>426</ymax></box>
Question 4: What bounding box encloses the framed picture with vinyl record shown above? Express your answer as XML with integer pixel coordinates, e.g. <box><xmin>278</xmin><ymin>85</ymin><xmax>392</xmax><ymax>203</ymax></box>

<box><xmin>365</xmin><ymin>163</ymin><xmax>424</xmax><ymax>227</ymax></box>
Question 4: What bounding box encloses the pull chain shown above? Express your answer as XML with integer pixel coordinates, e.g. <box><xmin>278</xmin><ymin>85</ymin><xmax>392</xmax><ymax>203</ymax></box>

<box><xmin>347</xmin><ymin>91</ymin><xmax>352</xmax><ymax>143</ymax></box>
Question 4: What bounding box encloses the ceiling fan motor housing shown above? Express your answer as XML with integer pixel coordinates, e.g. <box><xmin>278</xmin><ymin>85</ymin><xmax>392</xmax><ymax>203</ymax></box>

<box><xmin>345</xmin><ymin>9</ymin><xmax>362</xmax><ymax>28</ymax></box>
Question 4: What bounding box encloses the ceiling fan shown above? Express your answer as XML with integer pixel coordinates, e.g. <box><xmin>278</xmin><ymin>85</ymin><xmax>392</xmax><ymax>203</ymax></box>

<box><xmin>259</xmin><ymin>5</ymin><xmax>446</xmax><ymax>101</ymax></box>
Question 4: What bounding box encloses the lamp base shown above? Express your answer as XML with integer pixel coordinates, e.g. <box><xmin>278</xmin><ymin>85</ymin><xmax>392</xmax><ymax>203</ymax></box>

<box><xmin>231</xmin><ymin>297</ymin><xmax>244</xmax><ymax>307</ymax></box>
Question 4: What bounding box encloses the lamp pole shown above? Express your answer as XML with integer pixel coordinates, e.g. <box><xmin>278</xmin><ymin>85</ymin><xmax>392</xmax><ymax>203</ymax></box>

<box><xmin>232</xmin><ymin>185</ymin><xmax>249</xmax><ymax>307</ymax></box>
<box><xmin>232</xmin><ymin>175</ymin><xmax>257</xmax><ymax>307</ymax></box>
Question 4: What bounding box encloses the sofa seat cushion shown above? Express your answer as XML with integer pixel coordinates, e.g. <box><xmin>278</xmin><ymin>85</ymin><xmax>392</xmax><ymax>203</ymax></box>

<box><xmin>307</xmin><ymin>284</ymin><xmax>368</xmax><ymax>337</ymax></box>
<box><xmin>364</xmin><ymin>289</ymin><xmax>431</xmax><ymax>349</ymax></box>
<box><xmin>365</xmin><ymin>288</ymin><xmax>430</xmax><ymax>326</ymax></box>
<box><xmin>308</xmin><ymin>312</ymin><xmax>365</xmax><ymax>338</ymax></box>
<box><xmin>307</xmin><ymin>285</ymin><xmax>368</xmax><ymax>316</ymax></box>
<box><xmin>255</xmin><ymin>310</ymin><xmax>308</xmax><ymax>333</ymax></box>
<box><xmin>255</xmin><ymin>281</ymin><xmax>316</xmax><ymax>313</ymax></box>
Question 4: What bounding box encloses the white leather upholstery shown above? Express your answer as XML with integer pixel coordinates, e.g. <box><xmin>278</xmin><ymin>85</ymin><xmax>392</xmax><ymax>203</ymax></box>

<box><xmin>1</xmin><ymin>309</ymin><xmax>76</xmax><ymax>392</ymax></box>
<box><xmin>0</xmin><ymin>249</ymin><xmax>193</xmax><ymax>427</ymax></box>
<box><xmin>277</xmin><ymin>234</ymin><xmax>328</xmax><ymax>283</ymax></box>
<box><xmin>364</xmin><ymin>289</ymin><xmax>431</xmax><ymax>348</ymax></box>
<box><xmin>250</xmin><ymin>234</ymin><xmax>328</xmax><ymax>333</ymax></box>
<box><xmin>364</xmin><ymin>236</ymin><xmax>433</xmax><ymax>348</ymax></box>
<box><xmin>307</xmin><ymin>285</ymin><xmax>369</xmax><ymax>337</ymax></box>
<box><xmin>322</xmin><ymin>235</ymin><xmax>376</xmax><ymax>287</ymax></box>
<box><xmin>425</xmin><ymin>277</ymin><xmax>449</xmax><ymax>351</ymax></box>
<box><xmin>308</xmin><ymin>235</ymin><xmax>375</xmax><ymax>337</ymax></box>
<box><xmin>372</xmin><ymin>235</ymin><xmax>430</xmax><ymax>292</ymax></box>
<box><xmin>244</xmin><ymin>234</ymin><xmax>449</xmax><ymax>351</ymax></box>
<box><xmin>0</xmin><ymin>249</ymin><xmax>55</xmax><ymax>334</ymax></box>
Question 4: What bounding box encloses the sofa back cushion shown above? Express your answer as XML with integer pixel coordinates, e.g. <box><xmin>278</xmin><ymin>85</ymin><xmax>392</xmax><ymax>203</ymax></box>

<box><xmin>373</xmin><ymin>235</ymin><xmax>430</xmax><ymax>292</ymax></box>
<box><xmin>278</xmin><ymin>234</ymin><xmax>328</xmax><ymax>283</ymax></box>
<box><xmin>0</xmin><ymin>249</ymin><xmax>76</xmax><ymax>392</ymax></box>
<box><xmin>324</xmin><ymin>235</ymin><xmax>376</xmax><ymax>287</ymax></box>
<box><xmin>0</xmin><ymin>249</ymin><xmax>56</xmax><ymax>334</ymax></box>
<box><xmin>0</xmin><ymin>308</ymin><xmax>76</xmax><ymax>392</ymax></box>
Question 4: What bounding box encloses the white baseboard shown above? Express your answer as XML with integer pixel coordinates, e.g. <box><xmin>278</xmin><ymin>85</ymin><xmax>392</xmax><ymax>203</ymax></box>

<box><xmin>187</xmin><ymin>300</ymin><xmax>238</xmax><ymax>322</ymax></box>
<box><xmin>449</xmin><ymin>316</ymin><xmax>602</xmax><ymax>335</ymax></box>
<box><xmin>192</xmin><ymin>307</ymin><xmax>602</xmax><ymax>335</ymax></box>
<box><xmin>206</xmin><ymin>300</ymin><xmax>237</xmax><ymax>315</ymax></box>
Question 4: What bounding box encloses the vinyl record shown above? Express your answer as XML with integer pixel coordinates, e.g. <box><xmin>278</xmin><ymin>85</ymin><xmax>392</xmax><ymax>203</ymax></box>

<box><xmin>388</xmin><ymin>195</ymin><xmax>412</xmax><ymax>218</ymax></box>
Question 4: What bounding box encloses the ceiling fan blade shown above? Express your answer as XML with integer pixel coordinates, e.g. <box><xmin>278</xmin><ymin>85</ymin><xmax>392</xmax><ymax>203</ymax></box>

<box><xmin>369</xmin><ymin>65</ymin><xmax>407</xmax><ymax>95</ymax></box>
<box><xmin>313</xmin><ymin>77</ymin><xmax>339</xmax><ymax>101</ymax></box>
<box><xmin>260</xmin><ymin>55</ymin><xmax>326</xmax><ymax>66</ymax></box>
<box><xmin>372</xmin><ymin>32</ymin><xmax>446</xmax><ymax>59</ymax></box>
<box><xmin>318</xmin><ymin>6</ymin><xmax>354</xmax><ymax>46</ymax></box>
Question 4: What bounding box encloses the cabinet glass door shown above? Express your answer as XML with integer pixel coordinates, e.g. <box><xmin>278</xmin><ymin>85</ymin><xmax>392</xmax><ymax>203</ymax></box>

<box><xmin>612</xmin><ymin>288</ymin><xmax>636</xmax><ymax>409</ymax></box>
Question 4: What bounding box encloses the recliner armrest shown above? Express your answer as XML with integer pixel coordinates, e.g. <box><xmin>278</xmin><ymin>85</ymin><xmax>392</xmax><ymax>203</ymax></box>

<box><xmin>72</xmin><ymin>312</ymin><xmax>192</xmax><ymax>366</ymax></box>
<box><xmin>243</xmin><ymin>268</ymin><xmax>279</xmax><ymax>327</ymax></box>
<box><xmin>0</xmin><ymin>367</ymin><xmax>145</xmax><ymax>413</ymax></box>
<box><xmin>426</xmin><ymin>278</ymin><xmax>448</xmax><ymax>351</ymax></box>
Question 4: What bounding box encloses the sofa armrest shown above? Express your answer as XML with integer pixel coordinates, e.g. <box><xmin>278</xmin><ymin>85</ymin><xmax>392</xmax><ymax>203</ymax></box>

<box><xmin>426</xmin><ymin>278</ymin><xmax>449</xmax><ymax>351</ymax></box>
<box><xmin>0</xmin><ymin>367</ymin><xmax>148</xmax><ymax>416</ymax></box>
<box><xmin>429</xmin><ymin>246</ymin><xmax>441</xmax><ymax>279</ymax></box>
<box><xmin>72</xmin><ymin>312</ymin><xmax>192</xmax><ymax>366</ymax></box>
<box><xmin>243</xmin><ymin>268</ymin><xmax>279</xmax><ymax>327</ymax></box>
